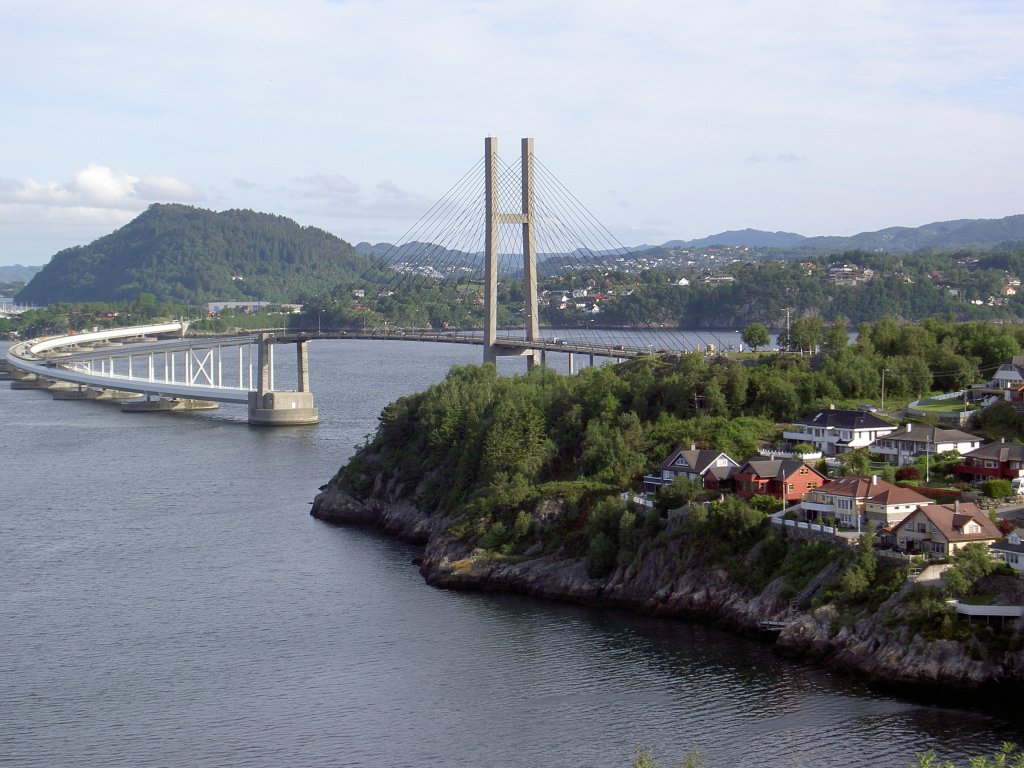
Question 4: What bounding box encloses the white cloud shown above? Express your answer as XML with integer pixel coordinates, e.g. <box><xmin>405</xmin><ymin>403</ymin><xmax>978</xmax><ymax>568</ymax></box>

<box><xmin>2</xmin><ymin>0</ymin><xmax>1023</xmax><ymax>260</ymax></box>
<box><xmin>0</xmin><ymin>165</ymin><xmax>203</xmax><ymax>261</ymax></box>
<box><xmin>0</xmin><ymin>164</ymin><xmax>201</xmax><ymax>212</ymax></box>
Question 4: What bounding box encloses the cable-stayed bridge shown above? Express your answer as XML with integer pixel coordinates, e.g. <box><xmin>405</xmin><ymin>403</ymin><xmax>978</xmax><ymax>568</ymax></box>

<box><xmin>5</xmin><ymin>137</ymin><xmax>735</xmax><ymax>423</ymax></box>
<box><xmin>318</xmin><ymin>136</ymin><xmax>734</xmax><ymax>365</ymax></box>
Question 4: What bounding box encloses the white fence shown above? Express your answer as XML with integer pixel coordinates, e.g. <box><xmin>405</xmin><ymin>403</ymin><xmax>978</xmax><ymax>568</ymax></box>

<box><xmin>772</xmin><ymin>517</ymin><xmax>837</xmax><ymax>535</ymax></box>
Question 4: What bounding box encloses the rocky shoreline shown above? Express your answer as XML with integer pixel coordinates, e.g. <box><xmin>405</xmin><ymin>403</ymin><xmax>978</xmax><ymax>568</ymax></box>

<box><xmin>311</xmin><ymin>477</ymin><xmax>1024</xmax><ymax>690</ymax></box>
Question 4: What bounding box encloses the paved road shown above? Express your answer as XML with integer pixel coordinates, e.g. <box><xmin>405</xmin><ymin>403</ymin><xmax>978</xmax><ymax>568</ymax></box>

<box><xmin>995</xmin><ymin>503</ymin><xmax>1024</xmax><ymax>526</ymax></box>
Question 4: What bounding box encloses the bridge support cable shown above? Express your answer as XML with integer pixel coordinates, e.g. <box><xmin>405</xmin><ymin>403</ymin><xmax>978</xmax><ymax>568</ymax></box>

<box><xmin>334</xmin><ymin>137</ymin><xmax>739</xmax><ymax>364</ymax></box>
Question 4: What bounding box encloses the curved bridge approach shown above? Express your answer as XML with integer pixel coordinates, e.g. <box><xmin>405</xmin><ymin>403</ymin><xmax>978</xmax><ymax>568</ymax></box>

<box><xmin>4</xmin><ymin>323</ymin><xmax>318</xmax><ymax>426</ymax></box>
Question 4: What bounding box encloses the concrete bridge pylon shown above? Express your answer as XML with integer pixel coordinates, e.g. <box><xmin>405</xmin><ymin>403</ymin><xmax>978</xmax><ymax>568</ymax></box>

<box><xmin>484</xmin><ymin>136</ymin><xmax>540</xmax><ymax>368</ymax></box>
<box><xmin>247</xmin><ymin>333</ymin><xmax>318</xmax><ymax>426</ymax></box>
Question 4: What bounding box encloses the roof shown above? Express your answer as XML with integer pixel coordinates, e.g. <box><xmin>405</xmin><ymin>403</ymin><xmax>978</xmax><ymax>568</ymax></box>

<box><xmin>737</xmin><ymin>458</ymin><xmax>825</xmax><ymax>481</ymax></box>
<box><xmin>704</xmin><ymin>464</ymin><xmax>739</xmax><ymax>482</ymax></box>
<box><xmin>884</xmin><ymin>426</ymin><xmax>980</xmax><ymax>445</ymax></box>
<box><xmin>866</xmin><ymin>486</ymin><xmax>932</xmax><ymax>506</ymax></box>
<box><xmin>893</xmin><ymin>502</ymin><xmax>1002</xmax><ymax>543</ymax></box>
<box><xmin>792</xmin><ymin>407</ymin><xmax>894</xmax><ymax>432</ymax></box>
<box><xmin>991</xmin><ymin>536</ymin><xmax>1024</xmax><ymax>556</ymax></box>
<box><xmin>815</xmin><ymin>475</ymin><xmax>901</xmax><ymax>499</ymax></box>
<box><xmin>960</xmin><ymin>442</ymin><xmax>1024</xmax><ymax>463</ymax></box>
<box><xmin>660</xmin><ymin>448</ymin><xmax>736</xmax><ymax>475</ymax></box>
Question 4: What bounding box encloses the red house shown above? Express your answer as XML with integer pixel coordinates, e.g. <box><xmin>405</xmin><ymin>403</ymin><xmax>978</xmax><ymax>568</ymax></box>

<box><xmin>952</xmin><ymin>441</ymin><xmax>1024</xmax><ymax>484</ymax></box>
<box><xmin>733</xmin><ymin>458</ymin><xmax>828</xmax><ymax>503</ymax></box>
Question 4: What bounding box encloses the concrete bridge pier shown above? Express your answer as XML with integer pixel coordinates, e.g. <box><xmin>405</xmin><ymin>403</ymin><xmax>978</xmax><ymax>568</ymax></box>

<box><xmin>122</xmin><ymin>396</ymin><xmax>218</xmax><ymax>413</ymax></box>
<box><xmin>247</xmin><ymin>333</ymin><xmax>318</xmax><ymax>426</ymax></box>
<box><xmin>52</xmin><ymin>384</ymin><xmax>102</xmax><ymax>401</ymax></box>
<box><xmin>10</xmin><ymin>374</ymin><xmax>51</xmax><ymax>390</ymax></box>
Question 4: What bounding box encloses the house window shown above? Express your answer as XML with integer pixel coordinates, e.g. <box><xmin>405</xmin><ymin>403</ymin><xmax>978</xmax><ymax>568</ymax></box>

<box><xmin>917</xmin><ymin>523</ymin><xmax>928</xmax><ymax>533</ymax></box>
<box><xmin>1009</xmin><ymin>553</ymin><xmax>1020</xmax><ymax>564</ymax></box>
<box><xmin>788</xmin><ymin>483</ymin><xmax>795</xmax><ymax>492</ymax></box>
<box><xmin>931</xmin><ymin>541</ymin><xmax>945</xmax><ymax>554</ymax></box>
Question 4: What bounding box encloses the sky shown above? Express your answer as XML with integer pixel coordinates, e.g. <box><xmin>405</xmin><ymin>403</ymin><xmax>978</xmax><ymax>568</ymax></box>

<box><xmin>2</xmin><ymin>0</ymin><xmax>1023</xmax><ymax>267</ymax></box>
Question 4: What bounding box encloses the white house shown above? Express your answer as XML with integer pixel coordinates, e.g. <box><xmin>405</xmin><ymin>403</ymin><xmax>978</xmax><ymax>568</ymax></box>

<box><xmin>989</xmin><ymin>357</ymin><xmax>1024</xmax><ymax>389</ymax></box>
<box><xmin>991</xmin><ymin>528</ymin><xmax>1024</xmax><ymax>573</ymax></box>
<box><xmin>784</xmin><ymin>406</ymin><xmax>896</xmax><ymax>456</ymax></box>
<box><xmin>870</xmin><ymin>424</ymin><xmax>982</xmax><ymax>466</ymax></box>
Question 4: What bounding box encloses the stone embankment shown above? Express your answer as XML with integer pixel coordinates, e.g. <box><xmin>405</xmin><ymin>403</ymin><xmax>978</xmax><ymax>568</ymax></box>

<box><xmin>311</xmin><ymin>475</ymin><xmax>1024</xmax><ymax>689</ymax></box>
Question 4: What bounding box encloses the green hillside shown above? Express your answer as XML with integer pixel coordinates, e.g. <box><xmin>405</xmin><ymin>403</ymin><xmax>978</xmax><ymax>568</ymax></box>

<box><xmin>16</xmin><ymin>204</ymin><xmax>373</xmax><ymax>305</ymax></box>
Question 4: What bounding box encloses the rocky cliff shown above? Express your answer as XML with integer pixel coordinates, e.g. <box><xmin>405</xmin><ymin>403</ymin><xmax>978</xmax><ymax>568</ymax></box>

<box><xmin>311</xmin><ymin>475</ymin><xmax>1024</xmax><ymax>689</ymax></box>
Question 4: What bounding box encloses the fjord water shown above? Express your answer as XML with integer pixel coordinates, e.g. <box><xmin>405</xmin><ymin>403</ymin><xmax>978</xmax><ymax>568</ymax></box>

<box><xmin>2</xmin><ymin>339</ymin><xmax>1019</xmax><ymax>768</ymax></box>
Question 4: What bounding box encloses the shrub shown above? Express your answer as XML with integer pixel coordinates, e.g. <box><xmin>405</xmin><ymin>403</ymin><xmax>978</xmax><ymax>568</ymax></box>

<box><xmin>586</xmin><ymin>531</ymin><xmax>618</xmax><ymax>577</ymax></box>
<box><xmin>981</xmin><ymin>478</ymin><xmax>1013</xmax><ymax>499</ymax></box>
<box><xmin>478</xmin><ymin>520</ymin><xmax>510</xmax><ymax>551</ymax></box>
<box><xmin>895</xmin><ymin>466</ymin><xmax>920</xmax><ymax>482</ymax></box>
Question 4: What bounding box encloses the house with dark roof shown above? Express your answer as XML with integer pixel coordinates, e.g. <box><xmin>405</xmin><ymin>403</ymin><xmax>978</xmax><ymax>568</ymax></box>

<box><xmin>733</xmin><ymin>458</ymin><xmax>827</xmax><ymax>503</ymax></box>
<box><xmin>991</xmin><ymin>528</ymin><xmax>1024</xmax><ymax>574</ymax></box>
<box><xmin>989</xmin><ymin>357</ymin><xmax>1024</xmax><ymax>390</ymax></box>
<box><xmin>952</xmin><ymin>441</ymin><xmax>1024</xmax><ymax>483</ymax></box>
<box><xmin>870</xmin><ymin>424</ymin><xmax>981</xmax><ymax>467</ymax></box>
<box><xmin>890</xmin><ymin>502</ymin><xmax>1002</xmax><ymax>558</ymax></box>
<box><xmin>783</xmin><ymin>406</ymin><xmax>895</xmax><ymax>456</ymax></box>
<box><xmin>642</xmin><ymin>445</ymin><xmax>739</xmax><ymax>493</ymax></box>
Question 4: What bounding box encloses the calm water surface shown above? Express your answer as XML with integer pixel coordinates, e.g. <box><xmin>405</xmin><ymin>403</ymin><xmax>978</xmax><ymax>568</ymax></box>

<box><xmin>1</xmin><ymin>339</ymin><xmax>1020</xmax><ymax>768</ymax></box>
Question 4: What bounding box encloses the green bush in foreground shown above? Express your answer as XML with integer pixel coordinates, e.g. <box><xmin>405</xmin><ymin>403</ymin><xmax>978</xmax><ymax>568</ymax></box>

<box><xmin>632</xmin><ymin>743</ymin><xmax>1023</xmax><ymax>768</ymax></box>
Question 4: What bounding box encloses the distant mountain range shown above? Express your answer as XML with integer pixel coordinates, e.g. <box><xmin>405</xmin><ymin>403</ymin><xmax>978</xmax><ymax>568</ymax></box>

<box><xmin>660</xmin><ymin>228</ymin><xmax>806</xmax><ymax>249</ymax></box>
<box><xmin>359</xmin><ymin>213</ymin><xmax>1024</xmax><ymax>261</ymax></box>
<box><xmin>794</xmin><ymin>214</ymin><xmax>1024</xmax><ymax>253</ymax></box>
<box><xmin>0</xmin><ymin>264</ymin><xmax>42</xmax><ymax>284</ymax></box>
<box><xmin>15</xmin><ymin>208</ymin><xmax>1024</xmax><ymax>305</ymax></box>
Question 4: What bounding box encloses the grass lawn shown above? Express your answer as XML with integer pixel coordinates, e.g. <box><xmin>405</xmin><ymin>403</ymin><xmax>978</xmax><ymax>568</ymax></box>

<box><xmin>959</xmin><ymin>594</ymin><xmax>997</xmax><ymax>605</ymax></box>
<box><xmin>912</xmin><ymin>399</ymin><xmax>979</xmax><ymax>413</ymax></box>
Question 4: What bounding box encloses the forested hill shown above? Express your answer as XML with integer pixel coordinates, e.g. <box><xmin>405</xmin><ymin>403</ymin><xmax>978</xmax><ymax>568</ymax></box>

<box><xmin>16</xmin><ymin>204</ymin><xmax>373</xmax><ymax>305</ymax></box>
